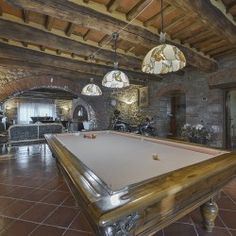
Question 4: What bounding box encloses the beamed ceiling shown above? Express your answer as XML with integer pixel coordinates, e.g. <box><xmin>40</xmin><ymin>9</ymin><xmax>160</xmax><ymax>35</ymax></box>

<box><xmin>0</xmin><ymin>0</ymin><xmax>236</xmax><ymax>101</ymax></box>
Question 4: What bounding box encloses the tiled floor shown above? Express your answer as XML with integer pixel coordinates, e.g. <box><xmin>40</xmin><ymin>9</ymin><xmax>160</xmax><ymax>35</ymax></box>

<box><xmin>0</xmin><ymin>144</ymin><xmax>235</xmax><ymax>236</ymax></box>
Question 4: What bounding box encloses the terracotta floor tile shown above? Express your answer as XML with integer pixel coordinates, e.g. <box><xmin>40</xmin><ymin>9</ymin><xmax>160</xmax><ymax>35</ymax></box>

<box><xmin>56</xmin><ymin>183</ymin><xmax>70</xmax><ymax>192</ymax></box>
<box><xmin>41</xmin><ymin>178</ymin><xmax>64</xmax><ymax>190</ymax></box>
<box><xmin>176</xmin><ymin>214</ymin><xmax>192</xmax><ymax>224</ymax></box>
<box><xmin>230</xmin><ymin>229</ymin><xmax>236</xmax><ymax>236</ymax></box>
<box><xmin>4</xmin><ymin>186</ymin><xmax>34</xmax><ymax>199</ymax></box>
<box><xmin>1</xmin><ymin>199</ymin><xmax>34</xmax><ymax>218</ymax></box>
<box><xmin>219</xmin><ymin>210</ymin><xmax>236</xmax><ymax>229</ymax></box>
<box><xmin>217</xmin><ymin>195</ymin><xmax>236</xmax><ymax>210</ymax></box>
<box><xmin>21</xmin><ymin>178</ymin><xmax>49</xmax><ymax>188</ymax></box>
<box><xmin>0</xmin><ymin>144</ymin><xmax>236</xmax><ymax>236</ymax></box>
<box><xmin>40</xmin><ymin>190</ymin><xmax>69</xmax><ymax>205</ymax></box>
<box><xmin>70</xmin><ymin>212</ymin><xmax>93</xmax><ymax>232</ymax></box>
<box><xmin>0</xmin><ymin>197</ymin><xmax>16</xmax><ymax>213</ymax></box>
<box><xmin>0</xmin><ymin>216</ymin><xmax>15</xmax><ymax>232</ymax></box>
<box><xmin>30</xmin><ymin>225</ymin><xmax>65</xmax><ymax>236</ymax></box>
<box><xmin>62</xmin><ymin>195</ymin><xmax>79</xmax><ymax>208</ymax></box>
<box><xmin>44</xmin><ymin>206</ymin><xmax>78</xmax><ymax>227</ymax></box>
<box><xmin>20</xmin><ymin>202</ymin><xmax>56</xmax><ymax>223</ymax></box>
<box><xmin>0</xmin><ymin>219</ymin><xmax>37</xmax><ymax>236</ymax></box>
<box><xmin>63</xmin><ymin>229</ymin><xmax>94</xmax><ymax>236</ymax></box>
<box><xmin>164</xmin><ymin>222</ymin><xmax>197</xmax><ymax>236</ymax></box>
<box><xmin>22</xmin><ymin>188</ymin><xmax>52</xmax><ymax>202</ymax></box>
<box><xmin>224</xmin><ymin>188</ymin><xmax>236</xmax><ymax>201</ymax></box>
<box><xmin>195</xmin><ymin>224</ymin><xmax>231</xmax><ymax>236</ymax></box>
<box><xmin>0</xmin><ymin>184</ymin><xmax>15</xmax><ymax>195</ymax></box>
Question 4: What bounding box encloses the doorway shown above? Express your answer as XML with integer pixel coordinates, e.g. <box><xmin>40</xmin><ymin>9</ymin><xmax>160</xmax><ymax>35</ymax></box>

<box><xmin>167</xmin><ymin>92</ymin><xmax>186</xmax><ymax>137</ymax></box>
<box><xmin>72</xmin><ymin>105</ymin><xmax>88</xmax><ymax>131</ymax></box>
<box><xmin>226</xmin><ymin>90</ymin><xmax>236</xmax><ymax>150</ymax></box>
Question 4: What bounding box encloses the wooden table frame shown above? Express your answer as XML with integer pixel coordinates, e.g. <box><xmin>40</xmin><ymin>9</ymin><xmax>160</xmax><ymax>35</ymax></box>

<box><xmin>45</xmin><ymin>131</ymin><xmax>236</xmax><ymax>236</ymax></box>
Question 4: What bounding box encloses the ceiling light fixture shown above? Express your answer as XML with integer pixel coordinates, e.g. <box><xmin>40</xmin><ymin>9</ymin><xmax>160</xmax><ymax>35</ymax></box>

<box><xmin>81</xmin><ymin>78</ymin><xmax>102</xmax><ymax>96</ymax></box>
<box><xmin>102</xmin><ymin>32</ymin><xmax>129</xmax><ymax>88</ymax></box>
<box><xmin>142</xmin><ymin>0</ymin><xmax>186</xmax><ymax>74</ymax></box>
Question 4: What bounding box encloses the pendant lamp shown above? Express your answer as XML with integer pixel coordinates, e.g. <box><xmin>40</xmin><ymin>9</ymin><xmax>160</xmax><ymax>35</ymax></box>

<box><xmin>142</xmin><ymin>0</ymin><xmax>186</xmax><ymax>74</ymax></box>
<box><xmin>102</xmin><ymin>32</ymin><xmax>129</xmax><ymax>88</ymax></box>
<box><xmin>81</xmin><ymin>78</ymin><xmax>102</xmax><ymax>96</ymax></box>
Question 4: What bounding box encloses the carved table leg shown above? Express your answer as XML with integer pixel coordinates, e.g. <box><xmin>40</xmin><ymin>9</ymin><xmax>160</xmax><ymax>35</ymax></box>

<box><xmin>200</xmin><ymin>198</ymin><xmax>219</xmax><ymax>232</ymax></box>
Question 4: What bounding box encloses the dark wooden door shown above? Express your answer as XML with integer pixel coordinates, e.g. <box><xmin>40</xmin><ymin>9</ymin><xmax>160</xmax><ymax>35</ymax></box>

<box><xmin>225</xmin><ymin>90</ymin><xmax>236</xmax><ymax>150</ymax></box>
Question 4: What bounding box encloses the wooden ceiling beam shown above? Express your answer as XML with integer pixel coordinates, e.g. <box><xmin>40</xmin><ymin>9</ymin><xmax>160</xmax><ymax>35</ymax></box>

<box><xmin>183</xmin><ymin>30</ymin><xmax>213</xmax><ymax>44</ymax></box>
<box><xmin>211</xmin><ymin>48</ymin><xmax>236</xmax><ymax>58</ymax></box>
<box><xmin>5</xmin><ymin>0</ymin><xmax>218</xmax><ymax>72</ymax></box>
<box><xmin>165</xmin><ymin>0</ymin><xmax>236</xmax><ymax>43</ymax></box>
<box><xmin>56</xmin><ymin>49</ymin><xmax>61</xmax><ymax>55</ymax></box>
<box><xmin>22</xmin><ymin>9</ymin><xmax>30</xmax><ymax>23</ymax></box>
<box><xmin>21</xmin><ymin>41</ymin><xmax>28</xmax><ymax>47</ymax></box>
<box><xmin>45</xmin><ymin>15</ymin><xmax>54</xmax><ymax>31</ymax></box>
<box><xmin>201</xmin><ymin>40</ymin><xmax>227</xmax><ymax>52</ymax></box>
<box><xmin>40</xmin><ymin>45</ymin><xmax>45</xmax><ymax>51</ymax></box>
<box><xmin>171</xmin><ymin>21</ymin><xmax>200</xmax><ymax>40</ymax></box>
<box><xmin>98</xmin><ymin>34</ymin><xmax>111</xmax><ymax>47</ymax></box>
<box><xmin>194</xmin><ymin>37</ymin><xmax>224</xmax><ymax>48</ymax></box>
<box><xmin>0</xmin><ymin>58</ymin><xmax>96</xmax><ymax>81</ymax></box>
<box><xmin>106</xmin><ymin>0</ymin><xmax>121</xmax><ymax>12</ymax></box>
<box><xmin>164</xmin><ymin>15</ymin><xmax>188</xmax><ymax>31</ymax></box>
<box><xmin>207</xmin><ymin>45</ymin><xmax>234</xmax><ymax>56</ymax></box>
<box><xmin>65</xmin><ymin>22</ymin><xmax>76</xmax><ymax>37</ymax></box>
<box><xmin>126</xmin><ymin>0</ymin><xmax>153</xmax><ymax>21</ymax></box>
<box><xmin>0</xmin><ymin>19</ymin><xmax>140</xmax><ymax>69</ymax></box>
<box><xmin>143</xmin><ymin>5</ymin><xmax>174</xmax><ymax>27</ymax></box>
<box><xmin>83</xmin><ymin>29</ymin><xmax>90</xmax><ymax>41</ymax></box>
<box><xmin>0</xmin><ymin>42</ymin><xmax>160</xmax><ymax>81</ymax></box>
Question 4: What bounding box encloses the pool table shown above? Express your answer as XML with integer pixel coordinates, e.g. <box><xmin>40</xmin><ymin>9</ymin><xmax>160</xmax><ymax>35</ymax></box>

<box><xmin>45</xmin><ymin>131</ymin><xmax>236</xmax><ymax>236</ymax></box>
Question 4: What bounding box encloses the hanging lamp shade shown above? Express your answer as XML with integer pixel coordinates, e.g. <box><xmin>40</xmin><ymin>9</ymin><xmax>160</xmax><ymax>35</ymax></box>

<box><xmin>102</xmin><ymin>63</ymin><xmax>129</xmax><ymax>88</ymax></box>
<box><xmin>102</xmin><ymin>33</ymin><xmax>129</xmax><ymax>88</ymax></box>
<box><xmin>142</xmin><ymin>0</ymin><xmax>186</xmax><ymax>75</ymax></box>
<box><xmin>142</xmin><ymin>42</ymin><xmax>186</xmax><ymax>74</ymax></box>
<box><xmin>81</xmin><ymin>78</ymin><xmax>102</xmax><ymax>96</ymax></box>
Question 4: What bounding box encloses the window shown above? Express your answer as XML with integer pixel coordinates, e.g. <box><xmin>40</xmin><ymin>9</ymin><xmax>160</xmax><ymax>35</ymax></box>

<box><xmin>17</xmin><ymin>102</ymin><xmax>56</xmax><ymax>124</ymax></box>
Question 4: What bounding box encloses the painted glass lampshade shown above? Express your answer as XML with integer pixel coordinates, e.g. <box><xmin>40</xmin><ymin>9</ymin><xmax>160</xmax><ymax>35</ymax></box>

<box><xmin>142</xmin><ymin>43</ymin><xmax>186</xmax><ymax>74</ymax></box>
<box><xmin>102</xmin><ymin>67</ymin><xmax>129</xmax><ymax>88</ymax></box>
<box><xmin>102</xmin><ymin>32</ymin><xmax>129</xmax><ymax>89</ymax></box>
<box><xmin>81</xmin><ymin>79</ymin><xmax>102</xmax><ymax>96</ymax></box>
<box><xmin>142</xmin><ymin>0</ymin><xmax>186</xmax><ymax>75</ymax></box>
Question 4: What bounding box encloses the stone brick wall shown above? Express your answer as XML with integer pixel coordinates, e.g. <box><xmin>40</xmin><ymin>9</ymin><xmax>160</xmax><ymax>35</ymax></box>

<box><xmin>104</xmin><ymin>68</ymin><xmax>224</xmax><ymax>147</ymax></box>
<box><xmin>3</xmin><ymin>56</ymin><xmax>236</xmax><ymax>148</ymax></box>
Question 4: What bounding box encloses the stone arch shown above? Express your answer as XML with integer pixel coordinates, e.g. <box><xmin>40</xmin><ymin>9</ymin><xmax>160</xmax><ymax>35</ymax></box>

<box><xmin>0</xmin><ymin>75</ymin><xmax>80</xmax><ymax>102</ymax></box>
<box><xmin>72</xmin><ymin>97</ymin><xmax>97</xmax><ymax>129</ymax></box>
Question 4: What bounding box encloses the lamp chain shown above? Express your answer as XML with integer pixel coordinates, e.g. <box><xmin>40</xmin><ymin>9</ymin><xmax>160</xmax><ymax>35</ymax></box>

<box><xmin>112</xmin><ymin>32</ymin><xmax>119</xmax><ymax>69</ymax></box>
<box><xmin>160</xmin><ymin>0</ymin><xmax>166</xmax><ymax>43</ymax></box>
<box><xmin>161</xmin><ymin>0</ymin><xmax>163</xmax><ymax>33</ymax></box>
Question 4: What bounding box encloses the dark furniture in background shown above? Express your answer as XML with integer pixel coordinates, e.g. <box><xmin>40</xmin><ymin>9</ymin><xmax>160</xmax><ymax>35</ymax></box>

<box><xmin>31</xmin><ymin>116</ymin><xmax>53</xmax><ymax>123</ymax></box>
<box><xmin>8</xmin><ymin>123</ymin><xmax>63</xmax><ymax>144</ymax></box>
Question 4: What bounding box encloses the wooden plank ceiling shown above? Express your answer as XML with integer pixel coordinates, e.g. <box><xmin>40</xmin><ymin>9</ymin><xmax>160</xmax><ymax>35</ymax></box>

<box><xmin>0</xmin><ymin>0</ymin><xmax>235</xmax><ymax>88</ymax></box>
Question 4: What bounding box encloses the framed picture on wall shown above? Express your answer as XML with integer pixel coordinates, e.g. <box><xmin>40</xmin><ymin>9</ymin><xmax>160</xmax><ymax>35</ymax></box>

<box><xmin>138</xmin><ymin>86</ymin><xmax>149</xmax><ymax>107</ymax></box>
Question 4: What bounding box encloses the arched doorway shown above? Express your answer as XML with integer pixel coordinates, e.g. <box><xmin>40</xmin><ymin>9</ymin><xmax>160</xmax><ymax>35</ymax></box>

<box><xmin>72</xmin><ymin>105</ymin><xmax>88</xmax><ymax>131</ymax></box>
<box><xmin>71</xmin><ymin>97</ymin><xmax>97</xmax><ymax>131</ymax></box>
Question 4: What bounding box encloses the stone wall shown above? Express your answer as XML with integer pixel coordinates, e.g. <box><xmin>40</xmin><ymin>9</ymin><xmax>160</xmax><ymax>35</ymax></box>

<box><xmin>105</xmin><ymin>68</ymin><xmax>224</xmax><ymax>147</ymax></box>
